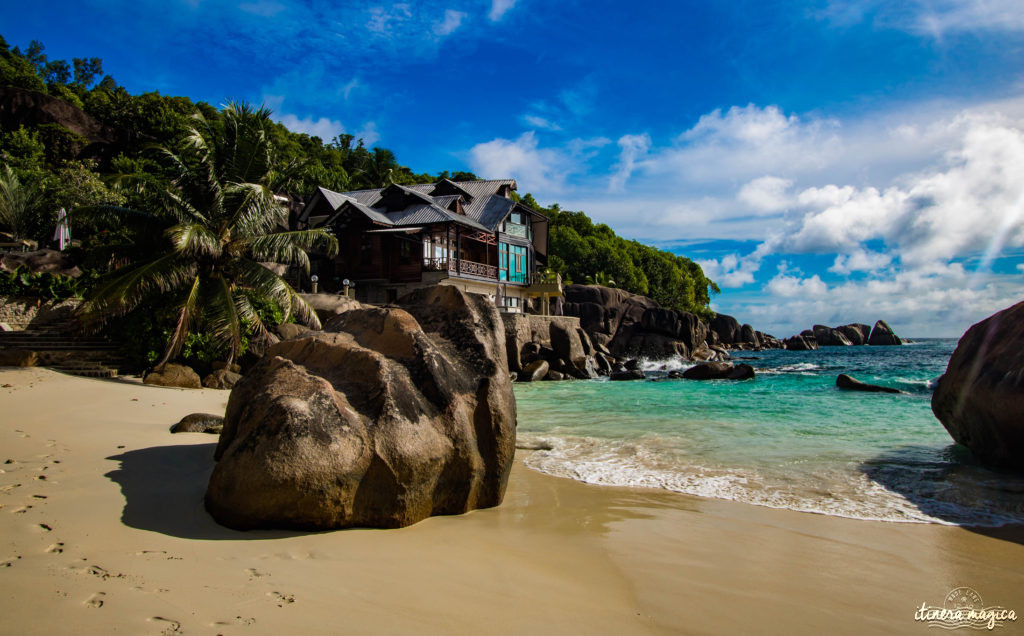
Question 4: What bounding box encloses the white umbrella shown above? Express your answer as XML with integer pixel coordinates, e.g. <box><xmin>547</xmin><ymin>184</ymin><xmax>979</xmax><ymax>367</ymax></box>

<box><xmin>53</xmin><ymin>207</ymin><xmax>70</xmax><ymax>251</ymax></box>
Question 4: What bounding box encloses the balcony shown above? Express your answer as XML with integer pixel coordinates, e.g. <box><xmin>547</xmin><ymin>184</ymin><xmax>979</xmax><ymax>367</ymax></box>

<box><xmin>524</xmin><ymin>271</ymin><xmax>563</xmax><ymax>296</ymax></box>
<box><xmin>422</xmin><ymin>257</ymin><xmax>498</xmax><ymax>280</ymax></box>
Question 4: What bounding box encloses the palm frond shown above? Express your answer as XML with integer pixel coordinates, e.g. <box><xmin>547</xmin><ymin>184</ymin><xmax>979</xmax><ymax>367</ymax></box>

<box><xmin>155</xmin><ymin>274</ymin><xmax>202</xmax><ymax>368</ymax></box>
<box><xmin>246</xmin><ymin>229</ymin><xmax>339</xmax><ymax>268</ymax></box>
<box><xmin>166</xmin><ymin>223</ymin><xmax>222</xmax><ymax>258</ymax></box>
<box><xmin>205</xmin><ymin>275</ymin><xmax>243</xmax><ymax>363</ymax></box>
<box><xmin>79</xmin><ymin>254</ymin><xmax>198</xmax><ymax>327</ymax></box>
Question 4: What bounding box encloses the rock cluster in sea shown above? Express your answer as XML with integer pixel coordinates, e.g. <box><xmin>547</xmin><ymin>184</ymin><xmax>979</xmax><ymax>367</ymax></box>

<box><xmin>932</xmin><ymin>300</ymin><xmax>1024</xmax><ymax>470</ymax></box>
<box><xmin>784</xmin><ymin>320</ymin><xmax>903</xmax><ymax>350</ymax></box>
<box><xmin>205</xmin><ymin>286</ymin><xmax>516</xmax><ymax>530</ymax></box>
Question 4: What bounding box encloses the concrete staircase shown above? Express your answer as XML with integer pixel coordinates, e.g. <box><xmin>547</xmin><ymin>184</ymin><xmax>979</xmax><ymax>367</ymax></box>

<box><xmin>0</xmin><ymin>322</ymin><xmax>124</xmax><ymax>378</ymax></box>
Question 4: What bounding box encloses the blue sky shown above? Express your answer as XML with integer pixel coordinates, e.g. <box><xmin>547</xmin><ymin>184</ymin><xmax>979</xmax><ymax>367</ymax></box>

<box><xmin>3</xmin><ymin>0</ymin><xmax>1023</xmax><ymax>336</ymax></box>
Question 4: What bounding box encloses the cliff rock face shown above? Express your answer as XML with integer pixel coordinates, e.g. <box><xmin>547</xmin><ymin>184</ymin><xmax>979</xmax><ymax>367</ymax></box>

<box><xmin>785</xmin><ymin>335</ymin><xmax>818</xmax><ymax>351</ymax></box>
<box><xmin>561</xmin><ymin>284</ymin><xmax>656</xmax><ymax>349</ymax></box>
<box><xmin>932</xmin><ymin>300</ymin><xmax>1024</xmax><ymax>469</ymax></box>
<box><xmin>710</xmin><ymin>314</ymin><xmax>741</xmax><ymax>344</ymax></box>
<box><xmin>868</xmin><ymin>320</ymin><xmax>902</xmax><ymax>346</ymax></box>
<box><xmin>0</xmin><ymin>86</ymin><xmax>116</xmax><ymax>153</ymax></box>
<box><xmin>205</xmin><ymin>286</ymin><xmax>516</xmax><ymax>530</ymax></box>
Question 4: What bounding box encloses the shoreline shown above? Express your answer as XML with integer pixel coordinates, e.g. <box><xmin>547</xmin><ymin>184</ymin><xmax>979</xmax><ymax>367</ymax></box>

<box><xmin>1</xmin><ymin>367</ymin><xmax>1022</xmax><ymax>634</ymax></box>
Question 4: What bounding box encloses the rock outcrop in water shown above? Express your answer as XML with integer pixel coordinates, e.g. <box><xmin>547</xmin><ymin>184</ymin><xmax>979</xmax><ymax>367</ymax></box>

<box><xmin>932</xmin><ymin>300</ymin><xmax>1024</xmax><ymax>470</ymax></box>
<box><xmin>836</xmin><ymin>373</ymin><xmax>901</xmax><ymax>394</ymax></box>
<box><xmin>868</xmin><ymin>320</ymin><xmax>902</xmax><ymax>346</ymax></box>
<box><xmin>682</xmin><ymin>362</ymin><xmax>756</xmax><ymax>380</ymax></box>
<box><xmin>205</xmin><ymin>286</ymin><xmax>516</xmax><ymax>530</ymax></box>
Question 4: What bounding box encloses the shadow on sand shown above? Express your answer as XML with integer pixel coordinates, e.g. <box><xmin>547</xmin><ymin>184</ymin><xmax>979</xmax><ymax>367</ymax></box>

<box><xmin>105</xmin><ymin>442</ymin><xmax>309</xmax><ymax>540</ymax></box>
<box><xmin>859</xmin><ymin>444</ymin><xmax>1024</xmax><ymax>546</ymax></box>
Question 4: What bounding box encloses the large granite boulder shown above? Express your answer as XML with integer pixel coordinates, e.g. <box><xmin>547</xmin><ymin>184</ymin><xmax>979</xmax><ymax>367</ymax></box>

<box><xmin>784</xmin><ymin>335</ymin><xmax>818</xmax><ymax>351</ymax></box>
<box><xmin>519</xmin><ymin>359</ymin><xmax>549</xmax><ymax>382</ymax></box>
<box><xmin>562</xmin><ymin>284</ymin><xmax>657</xmax><ymax>348</ymax></box>
<box><xmin>813</xmin><ymin>324</ymin><xmax>853</xmax><ymax>347</ymax></box>
<box><xmin>837</xmin><ymin>323</ymin><xmax>872</xmax><ymax>346</ymax></box>
<box><xmin>170</xmin><ymin>413</ymin><xmax>225</xmax><ymax>434</ymax></box>
<box><xmin>710</xmin><ymin>314</ymin><xmax>741</xmax><ymax>345</ymax></box>
<box><xmin>202</xmin><ymin>369</ymin><xmax>242</xmax><ymax>390</ymax></box>
<box><xmin>932</xmin><ymin>301</ymin><xmax>1024</xmax><ymax>469</ymax></box>
<box><xmin>868</xmin><ymin>320</ymin><xmax>902</xmax><ymax>346</ymax></box>
<box><xmin>205</xmin><ymin>286</ymin><xmax>516</xmax><ymax>530</ymax></box>
<box><xmin>550</xmin><ymin>320</ymin><xmax>587</xmax><ymax>370</ymax></box>
<box><xmin>143</xmin><ymin>363</ymin><xmax>201</xmax><ymax>389</ymax></box>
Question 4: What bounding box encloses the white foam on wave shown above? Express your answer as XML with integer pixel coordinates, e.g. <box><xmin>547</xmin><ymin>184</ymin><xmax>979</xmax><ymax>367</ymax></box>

<box><xmin>759</xmin><ymin>362</ymin><xmax>822</xmax><ymax>375</ymax></box>
<box><xmin>636</xmin><ymin>355</ymin><xmax>693</xmax><ymax>372</ymax></box>
<box><xmin>517</xmin><ymin>433</ymin><xmax>1024</xmax><ymax>527</ymax></box>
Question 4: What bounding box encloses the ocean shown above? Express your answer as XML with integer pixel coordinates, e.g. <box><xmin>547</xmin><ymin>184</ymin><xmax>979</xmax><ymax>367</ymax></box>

<box><xmin>514</xmin><ymin>339</ymin><xmax>1024</xmax><ymax>526</ymax></box>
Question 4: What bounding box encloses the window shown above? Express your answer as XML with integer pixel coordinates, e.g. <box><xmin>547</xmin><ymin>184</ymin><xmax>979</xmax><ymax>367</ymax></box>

<box><xmin>398</xmin><ymin>239</ymin><xmax>413</xmax><ymax>265</ymax></box>
<box><xmin>499</xmin><ymin>242</ymin><xmax>529</xmax><ymax>283</ymax></box>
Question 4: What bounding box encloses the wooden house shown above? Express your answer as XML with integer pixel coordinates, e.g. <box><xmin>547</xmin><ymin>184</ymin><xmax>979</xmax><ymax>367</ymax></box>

<box><xmin>297</xmin><ymin>179</ymin><xmax>562</xmax><ymax>313</ymax></box>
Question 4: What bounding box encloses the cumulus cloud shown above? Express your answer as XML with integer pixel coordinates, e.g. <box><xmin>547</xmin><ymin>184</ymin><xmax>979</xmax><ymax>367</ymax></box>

<box><xmin>468</xmin><ymin>131</ymin><xmax>569</xmax><ymax>193</ymax></box>
<box><xmin>766</xmin><ymin>272</ymin><xmax>828</xmax><ymax>298</ymax></box>
<box><xmin>828</xmin><ymin>249</ymin><xmax>893</xmax><ymax>274</ymax></box>
<box><xmin>737</xmin><ymin>176</ymin><xmax>794</xmax><ymax>213</ymax></box>
<box><xmin>277</xmin><ymin>113</ymin><xmax>346</xmax><ymax>141</ymax></box>
<box><xmin>608</xmin><ymin>133</ymin><xmax>651</xmax><ymax>192</ymax></box>
<box><xmin>522</xmin><ymin>114</ymin><xmax>562</xmax><ymax>131</ymax></box>
<box><xmin>488</xmin><ymin>0</ymin><xmax>518</xmax><ymax>21</ymax></box>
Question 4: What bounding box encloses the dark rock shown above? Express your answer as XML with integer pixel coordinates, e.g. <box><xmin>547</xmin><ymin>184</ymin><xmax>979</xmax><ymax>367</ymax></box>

<box><xmin>836</xmin><ymin>373</ymin><xmax>901</xmax><ymax>393</ymax></box>
<box><xmin>0</xmin><ymin>249</ymin><xmax>81</xmax><ymax>278</ymax></box>
<box><xmin>202</xmin><ymin>369</ymin><xmax>242</xmax><ymax>390</ymax></box>
<box><xmin>171</xmin><ymin>413</ymin><xmax>224</xmax><ymax>434</ymax></box>
<box><xmin>298</xmin><ymin>293</ymin><xmax>360</xmax><ymax>323</ymax></box>
<box><xmin>837</xmin><ymin>323</ymin><xmax>872</xmax><ymax>346</ymax></box>
<box><xmin>710</xmin><ymin>314</ymin><xmax>741</xmax><ymax>344</ymax></box>
<box><xmin>683</xmin><ymin>362</ymin><xmax>755</xmax><ymax>380</ymax></box>
<box><xmin>520</xmin><ymin>359</ymin><xmax>549</xmax><ymax>382</ymax></box>
<box><xmin>932</xmin><ymin>301</ymin><xmax>1024</xmax><ymax>469</ymax></box>
<box><xmin>550</xmin><ymin>320</ymin><xmax>587</xmax><ymax>370</ymax></box>
<box><xmin>667</xmin><ymin>369</ymin><xmax>685</xmax><ymax>379</ymax></box>
<box><xmin>0</xmin><ymin>86</ymin><xmax>116</xmax><ymax>149</ymax></box>
<box><xmin>211</xmin><ymin>360</ymin><xmax>242</xmax><ymax>373</ymax></box>
<box><xmin>144</xmin><ymin>363</ymin><xmax>201</xmax><ymax>389</ymax></box>
<box><xmin>784</xmin><ymin>335</ymin><xmax>818</xmax><ymax>351</ymax></box>
<box><xmin>544</xmin><ymin>370</ymin><xmax>565</xmax><ymax>381</ymax></box>
<box><xmin>813</xmin><ymin>324</ymin><xmax>853</xmax><ymax>347</ymax></box>
<box><xmin>609</xmin><ymin>369</ymin><xmax>645</xmax><ymax>381</ymax></box>
<box><xmin>594</xmin><ymin>353</ymin><xmax>613</xmax><ymax>375</ymax></box>
<box><xmin>206</xmin><ymin>285</ymin><xmax>515</xmax><ymax>530</ymax></box>
<box><xmin>868</xmin><ymin>320</ymin><xmax>902</xmax><ymax>346</ymax></box>
<box><xmin>624</xmin><ymin>359</ymin><xmax>641</xmax><ymax>371</ymax></box>
<box><xmin>739</xmin><ymin>324</ymin><xmax>760</xmax><ymax>347</ymax></box>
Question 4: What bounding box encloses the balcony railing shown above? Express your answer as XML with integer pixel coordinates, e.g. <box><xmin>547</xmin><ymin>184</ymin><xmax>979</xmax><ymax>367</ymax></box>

<box><xmin>502</xmin><ymin>223</ymin><xmax>529</xmax><ymax>238</ymax></box>
<box><xmin>423</xmin><ymin>257</ymin><xmax>498</xmax><ymax>279</ymax></box>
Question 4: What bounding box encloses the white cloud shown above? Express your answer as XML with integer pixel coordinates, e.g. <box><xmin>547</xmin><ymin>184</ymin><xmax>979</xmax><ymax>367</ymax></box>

<box><xmin>522</xmin><ymin>114</ymin><xmax>562</xmax><ymax>131</ymax></box>
<box><xmin>277</xmin><ymin>113</ymin><xmax>346</xmax><ymax>141</ymax></box>
<box><xmin>814</xmin><ymin>0</ymin><xmax>1024</xmax><ymax>36</ymax></box>
<box><xmin>488</xmin><ymin>0</ymin><xmax>518</xmax><ymax>21</ymax></box>
<box><xmin>766</xmin><ymin>272</ymin><xmax>828</xmax><ymax>298</ymax></box>
<box><xmin>828</xmin><ymin>249</ymin><xmax>893</xmax><ymax>274</ymax></box>
<box><xmin>468</xmin><ymin>131</ymin><xmax>570</xmax><ymax>193</ymax></box>
<box><xmin>354</xmin><ymin>121</ymin><xmax>380</xmax><ymax>146</ymax></box>
<box><xmin>1018</xmin><ymin>263</ymin><xmax>1024</xmax><ymax>273</ymax></box>
<box><xmin>737</xmin><ymin>176</ymin><xmax>794</xmax><ymax>213</ymax></box>
<box><xmin>433</xmin><ymin>9</ymin><xmax>466</xmax><ymax>36</ymax></box>
<box><xmin>608</xmin><ymin>133</ymin><xmax>651</xmax><ymax>192</ymax></box>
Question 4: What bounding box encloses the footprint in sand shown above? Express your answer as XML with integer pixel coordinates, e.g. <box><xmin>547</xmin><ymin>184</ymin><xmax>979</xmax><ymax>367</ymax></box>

<box><xmin>46</xmin><ymin>542</ymin><xmax>65</xmax><ymax>554</ymax></box>
<box><xmin>38</xmin><ymin>523</ymin><xmax>52</xmax><ymax>532</ymax></box>
<box><xmin>148</xmin><ymin>616</ymin><xmax>182</xmax><ymax>634</ymax></box>
<box><xmin>2</xmin><ymin>556</ymin><xmax>22</xmax><ymax>567</ymax></box>
<box><xmin>268</xmin><ymin>591</ymin><xmax>295</xmax><ymax>607</ymax></box>
<box><xmin>245</xmin><ymin>567</ymin><xmax>266</xmax><ymax>580</ymax></box>
<box><xmin>1</xmin><ymin>484</ymin><xmax>22</xmax><ymax>493</ymax></box>
<box><xmin>12</xmin><ymin>505</ymin><xmax>31</xmax><ymax>514</ymax></box>
<box><xmin>85</xmin><ymin>592</ymin><xmax>105</xmax><ymax>608</ymax></box>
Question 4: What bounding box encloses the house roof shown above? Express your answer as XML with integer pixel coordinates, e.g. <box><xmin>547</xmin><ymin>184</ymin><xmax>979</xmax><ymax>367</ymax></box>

<box><xmin>307</xmin><ymin>179</ymin><xmax>526</xmax><ymax>233</ymax></box>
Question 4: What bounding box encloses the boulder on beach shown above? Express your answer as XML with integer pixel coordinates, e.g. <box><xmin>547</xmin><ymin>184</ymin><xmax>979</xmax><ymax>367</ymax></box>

<box><xmin>0</xmin><ymin>249</ymin><xmax>81</xmax><ymax>278</ymax></box>
<box><xmin>932</xmin><ymin>300</ymin><xmax>1024</xmax><ymax>470</ymax></box>
<box><xmin>144</xmin><ymin>363</ymin><xmax>201</xmax><ymax>389</ymax></box>
<box><xmin>205</xmin><ymin>286</ymin><xmax>516</xmax><ymax>530</ymax></box>
<box><xmin>868</xmin><ymin>320</ymin><xmax>902</xmax><ymax>346</ymax></box>
<box><xmin>682</xmin><ymin>362</ymin><xmax>755</xmax><ymax>380</ymax></box>
<box><xmin>835</xmin><ymin>373</ymin><xmax>901</xmax><ymax>394</ymax></box>
<box><xmin>202</xmin><ymin>369</ymin><xmax>242</xmax><ymax>390</ymax></box>
<box><xmin>171</xmin><ymin>413</ymin><xmax>225</xmax><ymax>434</ymax></box>
<box><xmin>519</xmin><ymin>359</ymin><xmax>549</xmax><ymax>382</ymax></box>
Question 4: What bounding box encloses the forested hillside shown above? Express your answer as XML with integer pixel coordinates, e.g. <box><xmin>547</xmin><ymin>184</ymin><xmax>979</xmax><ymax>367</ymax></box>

<box><xmin>0</xmin><ymin>34</ymin><xmax>716</xmax><ymax>316</ymax></box>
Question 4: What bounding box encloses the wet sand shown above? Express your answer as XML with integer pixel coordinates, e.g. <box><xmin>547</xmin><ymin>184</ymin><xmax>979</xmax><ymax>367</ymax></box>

<box><xmin>1</xmin><ymin>367</ymin><xmax>1022</xmax><ymax>634</ymax></box>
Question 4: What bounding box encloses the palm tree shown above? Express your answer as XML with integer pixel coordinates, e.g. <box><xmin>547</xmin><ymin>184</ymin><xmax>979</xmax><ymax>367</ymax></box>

<box><xmin>79</xmin><ymin>102</ymin><xmax>337</xmax><ymax>367</ymax></box>
<box><xmin>0</xmin><ymin>165</ymin><xmax>40</xmax><ymax>242</ymax></box>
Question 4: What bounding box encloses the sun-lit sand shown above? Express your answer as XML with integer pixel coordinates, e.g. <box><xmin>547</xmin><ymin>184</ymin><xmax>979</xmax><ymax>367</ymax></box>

<box><xmin>1</xmin><ymin>367</ymin><xmax>1022</xmax><ymax>634</ymax></box>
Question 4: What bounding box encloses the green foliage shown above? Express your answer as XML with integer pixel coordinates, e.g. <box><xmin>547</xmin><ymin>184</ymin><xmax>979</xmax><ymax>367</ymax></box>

<box><xmin>0</xmin><ymin>165</ymin><xmax>41</xmax><ymax>240</ymax></box>
<box><xmin>531</xmin><ymin>198</ymin><xmax>717</xmax><ymax>317</ymax></box>
<box><xmin>0</xmin><ymin>267</ymin><xmax>88</xmax><ymax>300</ymax></box>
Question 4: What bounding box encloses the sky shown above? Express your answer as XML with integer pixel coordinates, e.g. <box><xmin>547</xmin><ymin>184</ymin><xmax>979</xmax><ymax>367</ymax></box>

<box><xmin>2</xmin><ymin>0</ymin><xmax>1023</xmax><ymax>337</ymax></box>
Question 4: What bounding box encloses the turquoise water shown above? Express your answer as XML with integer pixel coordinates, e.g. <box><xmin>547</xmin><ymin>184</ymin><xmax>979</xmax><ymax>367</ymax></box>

<box><xmin>514</xmin><ymin>340</ymin><xmax>1024</xmax><ymax>526</ymax></box>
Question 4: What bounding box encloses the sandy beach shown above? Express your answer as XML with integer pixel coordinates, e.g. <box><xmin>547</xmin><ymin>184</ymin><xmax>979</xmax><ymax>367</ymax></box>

<box><xmin>1</xmin><ymin>367</ymin><xmax>1022</xmax><ymax>635</ymax></box>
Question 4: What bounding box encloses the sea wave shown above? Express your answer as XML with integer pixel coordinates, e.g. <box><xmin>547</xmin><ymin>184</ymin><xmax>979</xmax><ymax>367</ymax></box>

<box><xmin>759</xmin><ymin>362</ymin><xmax>823</xmax><ymax>375</ymax></box>
<box><xmin>517</xmin><ymin>433</ymin><xmax>1024</xmax><ymax>527</ymax></box>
